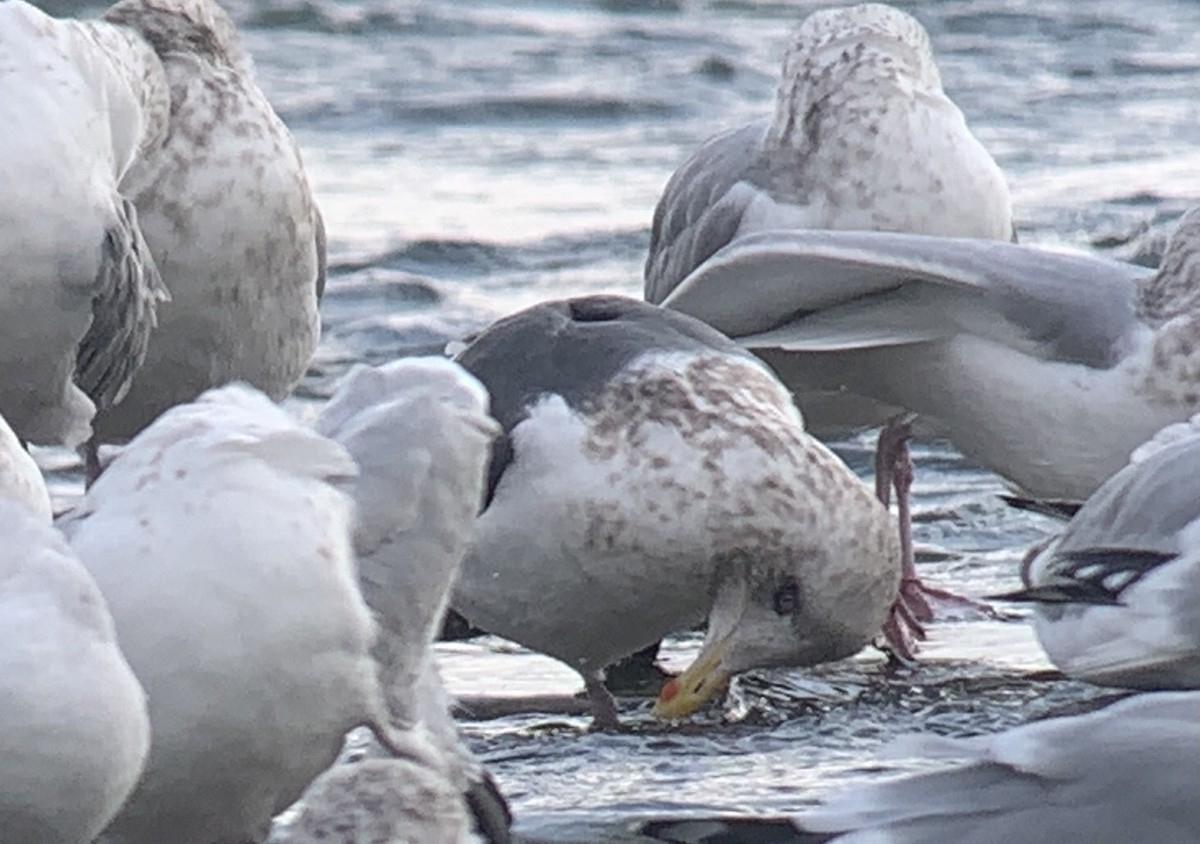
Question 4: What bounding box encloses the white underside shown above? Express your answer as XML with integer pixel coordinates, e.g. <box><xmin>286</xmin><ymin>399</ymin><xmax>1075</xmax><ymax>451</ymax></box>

<box><xmin>769</xmin><ymin>333</ymin><xmax>1184</xmax><ymax>499</ymax></box>
<box><xmin>0</xmin><ymin>502</ymin><xmax>149</xmax><ymax>843</ymax></box>
<box><xmin>456</xmin><ymin>395</ymin><xmax>719</xmax><ymax>674</ymax></box>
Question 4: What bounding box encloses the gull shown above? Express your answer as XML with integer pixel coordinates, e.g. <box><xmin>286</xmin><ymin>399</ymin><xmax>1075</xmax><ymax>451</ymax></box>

<box><xmin>60</xmin><ymin>384</ymin><xmax>401</xmax><ymax>844</ymax></box>
<box><xmin>308</xmin><ymin>359</ymin><xmax>512</xmax><ymax>843</ymax></box>
<box><xmin>791</xmin><ymin>691</ymin><xmax>1200</xmax><ymax>844</ymax></box>
<box><xmin>999</xmin><ymin>413</ymin><xmax>1200</xmax><ymax>690</ymax></box>
<box><xmin>451</xmin><ymin>295</ymin><xmax>900</xmax><ymax>727</ymax></box>
<box><xmin>657</xmin><ymin>209</ymin><xmax>1200</xmax><ymax>502</ymax></box>
<box><xmin>644</xmin><ymin>1</ymin><xmax>1013</xmax><ymax>635</ymax></box>
<box><xmin>0</xmin><ymin>0</ymin><xmax>168</xmax><ymax>448</ymax></box>
<box><xmin>644</xmin><ymin>2</ymin><xmax>1011</xmax><ymax>312</ymax></box>
<box><xmin>0</xmin><ymin>409</ymin><xmax>149</xmax><ymax>843</ymax></box>
<box><xmin>88</xmin><ymin>0</ymin><xmax>325</xmax><ymax>449</ymax></box>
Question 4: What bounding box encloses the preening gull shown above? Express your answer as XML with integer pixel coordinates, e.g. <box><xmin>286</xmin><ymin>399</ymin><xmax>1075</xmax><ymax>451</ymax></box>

<box><xmin>658</xmin><ymin>208</ymin><xmax>1200</xmax><ymax>502</ymax></box>
<box><xmin>645</xmin><ymin>2</ymin><xmax>1012</xmax><ymax>308</ymax></box>
<box><xmin>0</xmin><ymin>410</ymin><xmax>149</xmax><ymax>843</ymax></box>
<box><xmin>306</xmin><ymin>358</ymin><xmax>512</xmax><ymax>843</ymax></box>
<box><xmin>999</xmin><ymin>413</ymin><xmax>1200</xmax><ymax>690</ymax></box>
<box><xmin>790</xmin><ymin>692</ymin><xmax>1200</xmax><ymax>844</ymax></box>
<box><xmin>59</xmin><ymin>384</ymin><xmax>399</xmax><ymax>844</ymax></box>
<box><xmin>89</xmin><ymin>0</ymin><xmax>324</xmax><ymax>444</ymax></box>
<box><xmin>451</xmin><ymin>295</ymin><xmax>900</xmax><ymax>727</ymax></box>
<box><xmin>0</xmin><ymin>0</ymin><xmax>168</xmax><ymax>447</ymax></box>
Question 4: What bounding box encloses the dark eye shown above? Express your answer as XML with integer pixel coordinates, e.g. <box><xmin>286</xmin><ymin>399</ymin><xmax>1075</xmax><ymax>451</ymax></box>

<box><xmin>772</xmin><ymin>579</ymin><xmax>800</xmax><ymax>615</ymax></box>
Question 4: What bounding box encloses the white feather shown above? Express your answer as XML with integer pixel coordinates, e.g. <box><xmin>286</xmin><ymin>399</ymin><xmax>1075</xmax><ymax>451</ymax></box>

<box><xmin>298</xmin><ymin>359</ymin><xmax>501</xmax><ymax>839</ymax></box>
<box><xmin>0</xmin><ymin>0</ymin><xmax>168</xmax><ymax>446</ymax></box>
<box><xmin>0</xmin><ymin>419</ymin><xmax>148</xmax><ymax>843</ymax></box>
<box><xmin>61</xmin><ymin>383</ymin><xmax>389</xmax><ymax>844</ymax></box>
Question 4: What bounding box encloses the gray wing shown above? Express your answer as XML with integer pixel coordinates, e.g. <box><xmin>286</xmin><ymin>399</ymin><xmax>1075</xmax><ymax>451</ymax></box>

<box><xmin>644</xmin><ymin>119</ymin><xmax>771</xmax><ymax>305</ymax></box>
<box><xmin>453</xmin><ymin>295</ymin><xmax>748</xmax><ymax>510</ymax></box>
<box><xmin>1006</xmin><ymin>435</ymin><xmax>1199</xmax><ymax>606</ymax></box>
<box><xmin>315</xmin><ymin>366</ymin><xmax>446</xmax><ymax>718</ymax></box>
<box><xmin>74</xmin><ymin>196</ymin><xmax>168</xmax><ymax>410</ymax></box>
<box><xmin>1057</xmin><ymin>436</ymin><xmax>1199</xmax><ymax>559</ymax></box>
<box><xmin>662</xmin><ymin>229</ymin><xmax>1151</xmax><ymax>368</ymax></box>
<box><xmin>794</xmin><ymin>692</ymin><xmax>1200</xmax><ymax>844</ymax></box>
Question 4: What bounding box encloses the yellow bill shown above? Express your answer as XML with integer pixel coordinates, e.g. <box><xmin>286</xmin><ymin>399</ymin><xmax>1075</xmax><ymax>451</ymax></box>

<box><xmin>651</xmin><ymin>634</ymin><xmax>733</xmax><ymax>720</ymax></box>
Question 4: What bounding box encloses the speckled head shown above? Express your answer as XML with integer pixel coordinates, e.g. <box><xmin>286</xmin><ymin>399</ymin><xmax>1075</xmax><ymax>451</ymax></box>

<box><xmin>104</xmin><ymin>0</ymin><xmax>249</xmax><ymax>72</ymax></box>
<box><xmin>653</xmin><ymin>468</ymin><xmax>900</xmax><ymax>720</ymax></box>
<box><xmin>773</xmin><ymin>3</ymin><xmax>943</xmax><ymax>142</ymax></box>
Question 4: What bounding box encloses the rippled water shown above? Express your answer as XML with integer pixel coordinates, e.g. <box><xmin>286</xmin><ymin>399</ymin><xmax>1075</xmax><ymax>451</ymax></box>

<box><xmin>38</xmin><ymin>0</ymin><xmax>1200</xmax><ymax>839</ymax></box>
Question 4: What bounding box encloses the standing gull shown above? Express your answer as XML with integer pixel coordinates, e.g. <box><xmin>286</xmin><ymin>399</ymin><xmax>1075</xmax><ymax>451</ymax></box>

<box><xmin>302</xmin><ymin>358</ymin><xmax>511</xmax><ymax>843</ymax></box>
<box><xmin>0</xmin><ymin>0</ymin><xmax>167</xmax><ymax>448</ymax></box>
<box><xmin>452</xmin><ymin>295</ymin><xmax>900</xmax><ymax>727</ymax></box>
<box><xmin>645</xmin><ymin>3</ymin><xmax>1012</xmax><ymax>308</ymax></box>
<box><xmin>999</xmin><ymin>413</ymin><xmax>1200</xmax><ymax>689</ymax></box>
<box><xmin>788</xmin><ymin>692</ymin><xmax>1200</xmax><ymax>844</ymax></box>
<box><xmin>659</xmin><ymin>207</ymin><xmax>1200</xmax><ymax>502</ymax></box>
<box><xmin>0</xmin><ymin>409</ymin><xmax>150</xmax><ymax>843</ymax></box>
<box><xmin>60</xmin><ymin>384</ymin><xmax>400</xmax><ymax>844</ymax></box>
<box><xmin>89</xmin><ymin>0</ymin><xmax>324</xmax><ymax>446</ymax></box>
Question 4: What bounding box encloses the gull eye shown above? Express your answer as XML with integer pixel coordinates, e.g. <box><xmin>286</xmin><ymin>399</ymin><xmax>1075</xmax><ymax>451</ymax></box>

<box><xmin>772</xmin><ymin>578</ymin><xmax>800</xmax><ymax>616</ymax></box>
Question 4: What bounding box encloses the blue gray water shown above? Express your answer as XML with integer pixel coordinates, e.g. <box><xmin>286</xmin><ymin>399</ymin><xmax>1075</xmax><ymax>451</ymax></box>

<box><xmin>40</xmin><ymin>0</ymin><xmax>1200</xmax><ymax>840</ymax></box>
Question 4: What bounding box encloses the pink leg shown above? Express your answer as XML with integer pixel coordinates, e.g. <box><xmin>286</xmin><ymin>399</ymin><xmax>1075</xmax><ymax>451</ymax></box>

<box><xmin>874</xmin><ymin>416</ymin><xmax>999</xmax><ymax>662</ymax></box>
<box><xmin>875</xmin><ymin>417</ymin><xmax>925</xmax><ymax>660</ymax></box>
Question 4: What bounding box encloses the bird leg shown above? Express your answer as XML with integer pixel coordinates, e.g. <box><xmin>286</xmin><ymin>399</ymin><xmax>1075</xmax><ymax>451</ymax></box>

<box><xmin>875</xmin><ymin>416</ymin><xmax>1001</xmax><ymax>661</ymax></box>
<box><xmin>583</xmin><ymin>670</ymin><xmax>622</xmax><ymax>731</ymax></box>
<box><xmin>83</xmin><ymin>436</ymin><xmax>103</xmax><ymax>488</ymax></box>
<box><xmin>875</xmin><ymin>416</ymin><xmax>926</xmax><ymax>660</ymax></box>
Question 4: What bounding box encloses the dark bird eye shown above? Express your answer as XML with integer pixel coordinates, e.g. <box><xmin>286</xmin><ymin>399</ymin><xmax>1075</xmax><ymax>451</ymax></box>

<box><xmin>772</xmin><ymin>579</ymin><xmax>800</xmax><ymax>615</ymax></box>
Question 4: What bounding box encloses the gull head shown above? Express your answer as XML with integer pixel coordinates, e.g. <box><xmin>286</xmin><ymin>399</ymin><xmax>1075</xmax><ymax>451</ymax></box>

<box><xmin>774</xmin><ymin>3</ymin><xmax>944</xmax><ymax>142</ymax></box>
<box><xmin>654</xmin><ymin>519</ymin><xmax>899</xmax><ymax>720</ymax></box>
<box><xmin>104</xmin><ymin>0</ymin><xmax>249</xmax><ymax>72</ymax></box>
